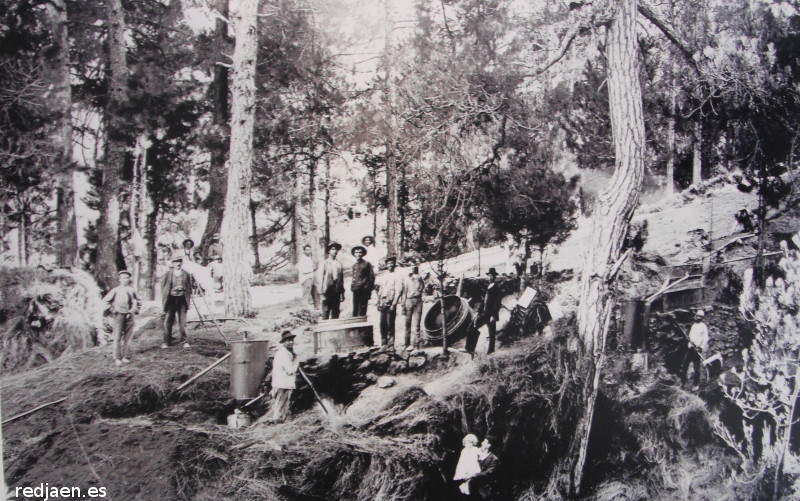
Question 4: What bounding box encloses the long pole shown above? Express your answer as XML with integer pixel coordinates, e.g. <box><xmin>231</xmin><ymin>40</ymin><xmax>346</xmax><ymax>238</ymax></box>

<box><xmin>2</xmin><ymin>397</ymin><xmax>68</xmax><ymax>426</ymax></box>
<box><xmin>196</xmin><ymin>291</ymin><xmax>229</xmax><ymax>345</ymax></box>
<box><xmin>298</xmin><ymin>367</ymin><xmax>329</xmax><ymax>414</ymax></box>
<box><xmin>176</xmin><ymin>353</ymin><xmax>231</xmax><ymax>391</ymax></box>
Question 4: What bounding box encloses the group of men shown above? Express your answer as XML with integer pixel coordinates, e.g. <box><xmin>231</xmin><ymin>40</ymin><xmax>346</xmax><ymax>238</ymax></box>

<box><xmin>299</xmin><ymin>236</ymin><xmax>428</xmax><ymax>351</ymax></box>
<box><xmin>102</xmin><ymin>235</ymin><xmax>227</xmax><ymax>366</ymax></box>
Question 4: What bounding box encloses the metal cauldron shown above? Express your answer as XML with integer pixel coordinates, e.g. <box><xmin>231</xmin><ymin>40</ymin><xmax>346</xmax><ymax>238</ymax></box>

<box><xmin>229</xmin><ymin>338</ymin><xmax>270</xmax><ymax>400</ymax></box>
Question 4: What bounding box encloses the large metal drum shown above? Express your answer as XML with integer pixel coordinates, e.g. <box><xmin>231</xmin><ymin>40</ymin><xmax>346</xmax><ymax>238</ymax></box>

<box><xmin>622</xmin><ymin>300</ymin><xmax>648</xmax><ymax>350</ymax></box>
<box><xmin>423</xmin><ymin>295</ymin><xmax>474</xmax><ymax>345</ymax></box>
<box><xmin>229</xmin><ymin>339</ymin><xmax>270</xmax><ymax>399</ymax></box>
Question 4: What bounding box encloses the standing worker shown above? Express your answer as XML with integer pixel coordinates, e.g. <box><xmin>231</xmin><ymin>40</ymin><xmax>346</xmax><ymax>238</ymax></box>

<box><xmin>319</xmin><ymin>242</ymin><xmax>344</xmax><ymax>319</ymax></box>
<box><xmin>350</xmin><ymin>245</ymin><xmax>375</xmax><ymax>317</ymax></box>
<box><xmin>297</xmin><ymin>244</ymin><xmax>317</xmax><ymax>307</ymax></box>
<box><xmin>265</xmin><ymin>330</ymin><xmax>300</xmax><ymax>423</ymax></box>
<box><xmin>681</xmin><ymin>309</ymin><xmax>709</xmax><ymax>389</ymax></box>
<box><xmin>103</xmin><ymin>270</ymin><xmax>141</xmax><ymax>366</ymax></box>
<box><xmin>478</xmin><ymin>268</ymin><xmax>502</xmax><ymax>354</ymax></box>
<box><xmin>161</xmin><ymin>255</ymin><xmax>193</xmax><ymax>348</ymax></box>
<box><xmin>401</xmin><ymin>264</ymin><xmax>425</xmax><ymax>351</ymax></box>
<box><xmin>376</xmin><ymin>256</ymin><xmax>404</xmax><ymax>351</ymax></box>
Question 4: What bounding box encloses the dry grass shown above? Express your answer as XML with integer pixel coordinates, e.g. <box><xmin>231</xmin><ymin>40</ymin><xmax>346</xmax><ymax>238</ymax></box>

<box><xmin>0</xmin><ymin>268</ymin><xmax>104</xmax><ymax>374</ymax></box>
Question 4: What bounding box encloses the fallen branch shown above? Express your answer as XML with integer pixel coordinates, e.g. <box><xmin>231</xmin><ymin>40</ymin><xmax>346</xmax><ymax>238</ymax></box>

<box><xmin>2</xmin><ymin>396</ymin><xmax>68</xmax><ymax>425</ymax></box>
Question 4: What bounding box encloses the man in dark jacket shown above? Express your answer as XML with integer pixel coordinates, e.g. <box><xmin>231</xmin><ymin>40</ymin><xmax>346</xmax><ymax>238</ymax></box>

<box><xmin>350</xmin><ymin>246</ymin><xmax>375</xmax><ymax>317</ymax></box>
<box><xmin>161</xmin><ymin>255</ymin><xmax>193</xmax><ymax>348</ymax></box>
<box><xmin>481</xmin><ymin>268</ymin><xmax>502</xmax><ymax>354</ymax></box>
<box><xmin>470</xmin><ymin>435</ymin><xmax>499</xmax><ymax>500</ymax></box>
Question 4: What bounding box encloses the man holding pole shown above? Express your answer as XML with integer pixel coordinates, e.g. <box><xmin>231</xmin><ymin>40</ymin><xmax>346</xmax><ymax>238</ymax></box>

<box><xmin>267</xmin><ymin>331</ymin><xmax>299</xmax><ymax>423</ymax></box>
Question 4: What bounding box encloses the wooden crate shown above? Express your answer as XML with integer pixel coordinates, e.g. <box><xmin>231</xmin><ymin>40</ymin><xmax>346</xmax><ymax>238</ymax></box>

<box><xmin>313</xmin><ymin>316</ymin><xmax>374</xmax><ymax>354</ymax></box>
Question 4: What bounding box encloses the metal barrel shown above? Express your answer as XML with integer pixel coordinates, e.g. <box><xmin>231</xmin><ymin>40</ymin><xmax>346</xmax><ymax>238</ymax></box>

<box><xmin>229</xmin><ymin>339</ymin><xmax>270</xmax><ymax>400</ymax></box>
<box><xmin>423</xmin><ymin>295</ymin><xmax>474</xmax><ymax>345</ymax></box>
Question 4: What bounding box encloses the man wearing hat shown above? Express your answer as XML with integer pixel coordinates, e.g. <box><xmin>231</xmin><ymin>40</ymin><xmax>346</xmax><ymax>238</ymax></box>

<box><xmin>473</xmin><ymin>268</ymin><xmax>502</xmax><ymax>354</ymax></box>
<box><xmin>319</xmin><ymin>242</ymin><xmax>345</xmax><ymax>319</ymax></box>
<box><xmin>160</xmin><ymin>255</ymin><xmax>194</xmax><ymax>348</ymax></box>
<box><xmin>102</xmin><ymin>270</ymin><xmax>141</xmax><ymax>366</ymax></box>
<box><xmin>266</xmin><ymin>330</ymin><xmax>300</xmax><ymax>423</ymax></box>
<box><xmin>401</xmin><ymin>264</ymin><xmax>426</xmax><ymax>350</ymax></box>
<box><xmin>682</xmin><ymin>309</ymin><xmax>710</xmax><ymax>389</ymax></box>
<box><xmin>351</xmin><ymin>245</ymin><xmax>375</xmax><ymax>317</ymax></box>
<box><xmin>376</xmin><ymin>256</ymin><xmax>404</xmax><ymax>350</ymax></box>
<box><xmin>181</xmin><ymin>238</ymin><xmax>195</xmax><ymax>262</ymax></box>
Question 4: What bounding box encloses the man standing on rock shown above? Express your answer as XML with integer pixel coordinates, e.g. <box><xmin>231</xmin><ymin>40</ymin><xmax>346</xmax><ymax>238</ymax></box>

<box><xmin>264</xmin><ymin>330</ymin><xmax>300</xmax><ymax>423</ymax></box>
<box><xmin>350</xmin><ymin>245</ymin><xmax>374</xmax><ymax>317</ymax></box>
<box><xmin>161</xmin><ymin>255</ymin><xmax>193</xmax><ymax>348</ymax></box>
<box><xmin>682</xmin><ymin>309</ymin><xmax>709</xmax><ymax>389</ymax></box>
<box><xmin>376</xmin><ymin>256</ymin><xmax>404</xmax><ymax>351</ymax></box>
<box><xmin>401</xmin><ymin>264</ymin><xmax>425</xmax><ymax>351</ymax></box>
<box><xmin>319</xmin><ymin>242</ymin><xmax>344</xmax><ymax>319</ymax></box>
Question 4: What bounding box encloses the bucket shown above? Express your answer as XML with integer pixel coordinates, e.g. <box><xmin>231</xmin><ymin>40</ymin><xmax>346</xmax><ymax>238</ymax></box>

<box><xmin>229</xmin><ymin>339</ymin><xmax>270</xmax><ymax>400</ymax></box>
<box><xmin>227</xmin><ymin>409</ymin><xmax>252</xmax><ymax>429</ymax></box>
<box><xmin>423</xmin><ymin>295</ymin><xmax>474</xmax><ymax>345</ymax></box>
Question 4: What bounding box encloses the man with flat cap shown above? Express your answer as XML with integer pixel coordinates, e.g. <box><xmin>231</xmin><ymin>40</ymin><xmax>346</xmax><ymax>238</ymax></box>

<box><xmin>265</xmin><ymin>330</ymin><xmax>300</xmax><ymax>423</ymax></box>
<box><xmin>350</xmin><ymin>245</ymin><xmax>375</xmax><ymax>317</ymax></box>
<box><xmin>376</xmin><ymin>256</ymin><xmax>404</xmax><ymax>350</ymax></box>
<box><xmin>161</xmin><ymin>254</ymin><xmax>193</xmax><ymax>348</ymax></box>
<box><xmin>319</xmin><ymin>242</ymin><xmax>345</xmax><ymax>319</ymax></box>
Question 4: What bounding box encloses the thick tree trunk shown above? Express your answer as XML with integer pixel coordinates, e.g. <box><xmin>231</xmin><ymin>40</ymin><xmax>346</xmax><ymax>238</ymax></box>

<box><xmin>95</xmin><ymin>0</ymin><xmax>129</xmax><ymax>289</ymax></box>
<box><xmin>221</xmin><ymin>0</ymin><xmax>258</xmax><ymax>317</ymax></box>
<box><xmin>383</xmin><ymin>0</ymin><xmax>402</xmax><ymax>259</ymax></box>
<box><xmin>199</xmin><ymin>0</ymin><xmax>231</xmax><ymax>256</ymax></box>
<box><xmin>45</xmin><ymin>0</ymin><xmax>78</xmax><ymax>268</ymax></box>
<box><xmin>563</xmin><ymin>0</ymin><xmax>645</xmax><ymax>496</ymax></box>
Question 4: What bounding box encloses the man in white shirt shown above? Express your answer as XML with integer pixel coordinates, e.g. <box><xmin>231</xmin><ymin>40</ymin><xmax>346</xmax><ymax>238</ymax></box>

<box><xmin>264</xmin><ymin>331</ymin><xmax>300</xmax><ymax>423</ymax></box>
<box><xmin>297</xmin><ymin>244</ymin><xmax>316</xmax><ymax>306</ymax></box>
<box><xmin>376</xmin><ymin>256</ymin><xmax>404</xmax><ymax>350</ymax></box>
<box><xmin>682</xmin><ymin>309</ymin><xmax>710</xmax><ymax>389</ymax></box>
<box><xmin>319</xmin><ymin>242</ymin><xmax>344</xmax><ymax>319</ymax></box>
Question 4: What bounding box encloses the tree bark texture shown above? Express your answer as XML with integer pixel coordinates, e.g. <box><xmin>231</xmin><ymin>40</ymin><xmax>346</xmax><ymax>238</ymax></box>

<box><xmin>568</xmin><ymin>0</ymin><xmax>645</xmax><ymax>495</ymax></box>
<box><xmin>221</xmin><ymin>0</ymin><xmax>258</xmax><ymax>317</ymax></box>
<box><xmin>250</xmin><ymin>198</ymin><xmax>261</xmax><ymax>268</ymax></box>
<box><xmin>95</xmin><ymin>0</ymin><xmax>130</xmax><ymax>289</ymax></box>
<box><xmin>692</xmin><ymin>121</ymin><xmax>702</xmax><ymax>185</ymax></box>
<box><xmin>45</xmin><ymin>0</ymin><xmax>78</xmax><ymax>268</ymax></box>
<box><xmin>200</xmin><ymin>0</ymin><xmax>231</xmax><ymax>256</ymax></box>
<box><xmin>383</xmin><ymin>0</ymin><xmax>402</xmax><ymax>259</ymax></box>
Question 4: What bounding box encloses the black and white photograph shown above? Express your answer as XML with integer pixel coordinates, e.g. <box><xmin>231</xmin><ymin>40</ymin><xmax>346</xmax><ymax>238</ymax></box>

<box><xmin>2</xmin><ymin>0</ymin><xmax>800</xmax><ymax>499</ymax></box>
